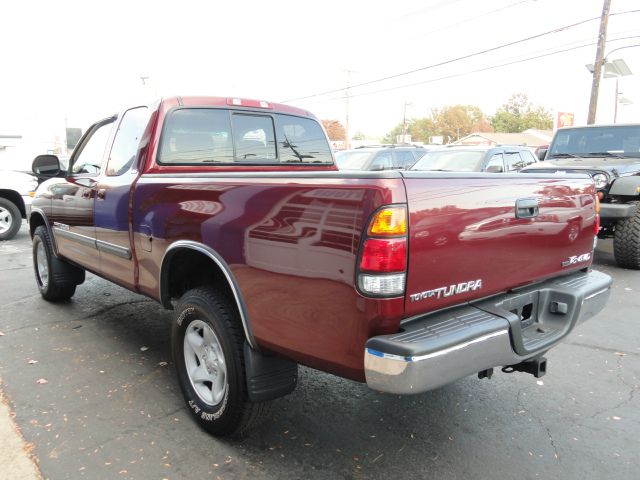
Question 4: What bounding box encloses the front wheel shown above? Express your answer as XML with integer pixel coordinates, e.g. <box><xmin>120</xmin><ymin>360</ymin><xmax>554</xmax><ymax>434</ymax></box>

<box><xmin>613</xmin><ymin>201</ymin><xmax>640</xmax><ymax>270</ymax></box>
<box><xmin>0</xmin><ymin>198</ymin><xmax>22</xmax><ymax>241</ymax></box>
<box><xmin>172</xmin><ymin>287</ymin><xmax>271</xmax><ymax>437</ymax></box>
<box><xmin>33</xmin><ymin>226</ymin><xmax>83</xmax><ymax>301</ymax></box>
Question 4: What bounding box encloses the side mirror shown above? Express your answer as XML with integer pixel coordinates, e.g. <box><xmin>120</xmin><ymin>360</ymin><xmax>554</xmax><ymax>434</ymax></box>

<box><xmin>536</xmin><ymin>148</ymin><xmax>548</xmax><ymax>161</ymax></box>
<box><xmin>369</xmin><ymin>164</ymin><xmax>385</xmax><ymax>171</ymax></box>
<box><xmin>32</xmin><ymin>154</ymin><xmax>62</xmax><ymax>177</ymax></box>
<box><xmin>485</xmin><ymin>165</ymin><xmax>504</xmax><ymax>173</ymax></box>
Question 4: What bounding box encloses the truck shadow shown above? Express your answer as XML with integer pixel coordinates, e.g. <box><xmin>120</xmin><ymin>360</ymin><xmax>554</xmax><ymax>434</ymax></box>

<box><xmin>65</xmin><ymin>279</ymin><xmax>558</xmax><ymax>479</ymax></box>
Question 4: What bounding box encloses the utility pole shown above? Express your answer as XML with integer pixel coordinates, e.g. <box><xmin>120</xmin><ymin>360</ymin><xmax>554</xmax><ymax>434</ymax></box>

<box><xmin>587</xmin><ymin>0</ymin><xmax>611</xmax><ymax>124</ymax></box>
<box><xmin>341</xmin><ymin>69</ymin><xmax>354</xmax><ymax>150</ymax></box>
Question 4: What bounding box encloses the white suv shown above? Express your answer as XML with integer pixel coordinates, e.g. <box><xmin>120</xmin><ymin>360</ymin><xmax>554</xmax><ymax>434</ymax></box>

<box><xmin>0</xmin><ymin>170</ymin><xmax>38</xmax><ymax>240</ymax></box>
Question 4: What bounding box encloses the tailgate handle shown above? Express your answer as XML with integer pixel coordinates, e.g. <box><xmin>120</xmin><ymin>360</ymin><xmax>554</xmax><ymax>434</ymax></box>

<box><xmin>515</xmin><ymin>198</ymin><xmax>539</xmax><ymax>218</ymax></box>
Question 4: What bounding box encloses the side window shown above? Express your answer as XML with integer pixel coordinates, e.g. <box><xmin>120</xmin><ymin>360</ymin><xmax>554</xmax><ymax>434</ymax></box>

<box><xmin>274</xmin><ymin>114</ymin><xmax>332</xmax><ymax>164</ymax></box>
<box><xmin>72</xmin><ymin>120</ymin><xmax>114</xmax><ymax>175</ymax></box>
<box><xmin>486</xmin><ymin>153</ymin><xmax>504</xmax><ymax>172</ymax></box>
<box><xmin>159</xmin><ymin>109</ymin><xmax>233</xmax><ymax>164</ymax></box>
<box><xmin>393</xmin><ymin>150</ymin><xmax>416</xmax><ymax>169</ymax></box>
<box><xmin>505</xmin><ymin>152</ymin><xmax>525</xmax><ymax>171</ymax></box>
<box><xmin>231</xmin><ymin>114</ymin><xmax>276</xmax><ymax>161</ymax></box>
<box><xmin>520</xmin><ymin>150</ymin><xmax>537</xmax><ymax>166</ymax></box>
<box><xmin>413</xmin><ymin>149</ymin><xmax>428</xmax><ymax>161</ymax></box>
<box><xmin>370</xmin><ymin>151</ymin><xmax>393</xmax><ymax>170</ymax></box>
<box><xmin>106</xmin><ymin>107</ymin><xmax>150</xmax><ymax>176</ymax></box>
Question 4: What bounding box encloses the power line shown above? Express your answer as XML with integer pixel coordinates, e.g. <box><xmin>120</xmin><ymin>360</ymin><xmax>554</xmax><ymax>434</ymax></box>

<box><xmin>296</xmin><ymin>34</ymin><xmax>640</xmax><ymax>106</ymax></box>
<box><xmin>412</xmin><ymin>0</ymin><xmax>534</xmax><ymax>40</ymax></box>
<box><xmin>281</xmin><ymin>9</ymin><xmax>640</xmax><ymax>104</ymax></box>
<box><xmin>392</xmin><ymin>0</ymin><xmax>468</xmax><ymax>21</ymax></box>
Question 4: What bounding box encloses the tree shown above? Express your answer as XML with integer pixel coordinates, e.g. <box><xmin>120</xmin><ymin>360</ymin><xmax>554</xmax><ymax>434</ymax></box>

<box><xmin>321</xmin><ymin>120</ymin><xmax>346</xmax><ymax>141</ymax></box>
<box><xmin>491</xmin><ymin>93</ymin><xmax>553</xmax><ymax>132</ymax></box>
<box><xmin>380</xmin><ymin>104</ymin><xmax>491</xmax><ymax>144</ymax></box>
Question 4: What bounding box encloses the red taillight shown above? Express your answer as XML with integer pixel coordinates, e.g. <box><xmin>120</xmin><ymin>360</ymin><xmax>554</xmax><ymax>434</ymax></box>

<box><xmin>357</xmin><ymin>205</ymin><xmax>408</xmax><ymax>296</ymax></box>
<box><xmin>360</xmin><ymin>238</ymin><xmax>407</xmax><ymax>273</ymax></box>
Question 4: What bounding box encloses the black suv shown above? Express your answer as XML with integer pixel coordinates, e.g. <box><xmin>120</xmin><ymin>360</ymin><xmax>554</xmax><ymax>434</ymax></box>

<box><xmin>411</xmin><ymin>145</ymin><xmax>538</xmax><ymax>172</ymax></box>
<box><xmin>523</xmin><ymin>124</ymin><xmax>640</xmax><ymax>269</ymax></box>
<box><xmin>335</xmin><ymin>145</ymin><xmax>427</xmax><ymax>171</ymax></box>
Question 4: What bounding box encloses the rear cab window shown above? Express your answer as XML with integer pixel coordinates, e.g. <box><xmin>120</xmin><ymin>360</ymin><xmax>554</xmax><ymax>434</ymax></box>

<box><xmin>158</xmin><ymin>108</ymin><xmax>333</xmax><ymax>165</ymax></box>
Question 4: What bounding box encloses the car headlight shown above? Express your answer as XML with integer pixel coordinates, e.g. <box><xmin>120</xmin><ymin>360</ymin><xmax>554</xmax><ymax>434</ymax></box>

<box><xmin>592</xmin><ymin>173</ymin><xmax>608</xmax><ymax>189</ymax></box>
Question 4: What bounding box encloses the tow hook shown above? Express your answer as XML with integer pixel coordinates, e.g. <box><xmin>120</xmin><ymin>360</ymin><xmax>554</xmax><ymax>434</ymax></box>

<box><xmin>502</xmin><ymin>357</ymin><xmax>547</xmax><ymax>379</ymax></box>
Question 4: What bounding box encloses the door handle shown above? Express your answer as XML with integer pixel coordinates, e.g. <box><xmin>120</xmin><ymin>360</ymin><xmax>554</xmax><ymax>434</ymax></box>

<box><xmin>515</xmin><ymin>198</ymin><xmax>539</xmax><ymax>218</ymax></box>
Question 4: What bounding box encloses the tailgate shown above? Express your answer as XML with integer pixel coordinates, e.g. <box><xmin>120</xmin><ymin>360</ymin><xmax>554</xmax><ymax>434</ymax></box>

<box><xmin>401</xmin><ymin>172</ymin><xmax>597</xmax><ymax>318</ymax></box>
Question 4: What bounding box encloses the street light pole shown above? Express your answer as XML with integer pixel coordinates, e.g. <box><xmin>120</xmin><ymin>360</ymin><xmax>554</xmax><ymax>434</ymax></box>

<box><xmin>402</xmin><ymin>102</ymin><xmax>411</xmax><ymax>143</ymax></box>
<box><xmin>587</xmin><ymin>0</ymin><xmax>611</xmax><ymax>124</ymax></box>
<box><xmin>614</xmin><ymin>78</ymin><xmax>619</xmax><ymax>123</ymax></box>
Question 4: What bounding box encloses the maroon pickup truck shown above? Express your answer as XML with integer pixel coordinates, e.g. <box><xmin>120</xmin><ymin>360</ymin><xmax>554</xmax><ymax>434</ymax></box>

<box><xmin>29</xmin><ymin>96</ymin><xmax>612</xmax><ymax>437</ymax></box>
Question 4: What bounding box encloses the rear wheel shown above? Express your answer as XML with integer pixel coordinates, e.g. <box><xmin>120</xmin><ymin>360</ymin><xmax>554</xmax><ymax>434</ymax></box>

<box><xmin>172</xmin><ymin>287</ymin><xmax>271</xmax><ymax>437</ymax></box>
<box><xmin>613</xmin><ymin>201</ymin><xmax>640</xmax><ymax>269</ymax></box>
<box><xmin>0</xmin><ymin>198</ymin><xmax>21</xmax><ymax>241</ymax></box>
<box><xmin>33</xmin><ymin>226</ymin><xmax>83</xmax><ymax>301</ymax></box>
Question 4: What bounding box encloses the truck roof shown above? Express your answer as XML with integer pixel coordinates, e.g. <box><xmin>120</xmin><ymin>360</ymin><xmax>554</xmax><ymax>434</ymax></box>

<box><xmin>557</xmin><ymin>123</ymin><xmax>640</xmax><ymax>130</ymax></box>
<box><xmin>172</xmin><ymin>96</ymin><xmax>314</xmax><ymax>118</ymax></box>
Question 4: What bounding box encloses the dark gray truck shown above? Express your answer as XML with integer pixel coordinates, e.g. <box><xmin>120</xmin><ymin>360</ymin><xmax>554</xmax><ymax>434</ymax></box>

<box><xmin>525</xmin><ymin>124</ymin><xmax>640</xmax><ymax>269</ymax></box>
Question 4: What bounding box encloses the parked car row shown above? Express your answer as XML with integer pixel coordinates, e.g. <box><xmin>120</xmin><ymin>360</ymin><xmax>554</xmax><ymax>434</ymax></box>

<box><xmin>335</xmin><ymin>144</ymin><xmax>539</xmax><ymax>172</ymax></box>
<box><xmin>335</xmin><ymin>145</ymin><xmax>428</xmax><ymax>171</ymax></box>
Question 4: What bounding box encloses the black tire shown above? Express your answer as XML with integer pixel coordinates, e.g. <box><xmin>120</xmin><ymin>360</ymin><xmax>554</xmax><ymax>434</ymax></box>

<box><xmin>613</xmin><ymin>201</ymin><xmax>640</xmax><ymax>270</ymax></box>
<box><xmin>33</xmin><ymin>226</ymin><xmax>84</xmax><ymax>301</ymax></box>
<box><xmin>172</xmin><ymin>287</ymin><xmax>271</xmax><ymax>437</ymax></box>
<box><xmin>0</xmin><ymin>198</ymin><xmax>22</xmax><ymax>241</ymax></box>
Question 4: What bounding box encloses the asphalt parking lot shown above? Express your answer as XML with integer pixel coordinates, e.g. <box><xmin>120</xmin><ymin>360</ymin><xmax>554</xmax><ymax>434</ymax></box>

<box><xmin>0</xmin><ymin>223</ymin><xmax>638</xmax><ymax>480</ymax></box>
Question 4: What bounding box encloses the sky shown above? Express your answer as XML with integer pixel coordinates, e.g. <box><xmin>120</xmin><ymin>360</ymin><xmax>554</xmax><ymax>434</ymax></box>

<box><xmin>1</xmin><ymin>0</ymin><xmax>639</xmax><ymax>154</ymax></box>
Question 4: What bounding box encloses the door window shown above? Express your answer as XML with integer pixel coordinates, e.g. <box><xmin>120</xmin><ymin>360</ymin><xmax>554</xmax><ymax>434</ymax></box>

<box><xmin>519</xmin><ymin>150</ymin><xmax>537</xmax><ymax>167</ymax></box>
<box><xmin>106</xmin><ymin>107</ymin><xmax>150</xmax><ymax>176</ymax></box>
<box><xmin>370</xmin><ymin>152</ymin><xmax>393</xmax><ymax>170</ymax></box>
<box><xmin>486</xmin><ymin>153</ymin><xmax>504</xmax><ymax>172</ymax></box>
<box><xmin>393</xmin><ymin>150</ymin><xmax>416</xmax><ymax>169</ymax></box>
<box><xmin>505</xmin><ymin>152</ymin><xmax>525</xmax><ymax>171</ymax></box>
<box><xmin>72</xmin><ymin>120</ymin><xmax>114</xmax><ymax>175</ymax></box>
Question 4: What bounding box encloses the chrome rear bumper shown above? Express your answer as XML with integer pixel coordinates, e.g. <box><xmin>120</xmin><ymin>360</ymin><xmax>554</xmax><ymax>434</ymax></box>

<box><xmin>364</xmin><ymin>270</ymin><xmax>612</xmax><ymax>394</ymax></box>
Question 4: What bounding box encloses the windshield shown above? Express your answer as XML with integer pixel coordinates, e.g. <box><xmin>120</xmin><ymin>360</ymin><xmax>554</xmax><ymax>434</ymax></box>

<box><xmin>335</xmin><ymin>151</ymin><xmax>374</xmax><ymax>170</ymax></box>
<box><xmin>548</xmin><ymin>126</ymin><xmax>640</xmax><ymax>158</ymax></box>
<box><xmin>411</xmin><ymin>150</ymin><xmax>485</xmax><ymax>171</ymax></box>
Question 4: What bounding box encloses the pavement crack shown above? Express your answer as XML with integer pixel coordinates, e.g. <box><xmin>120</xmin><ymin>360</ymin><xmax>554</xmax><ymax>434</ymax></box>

<box><xmin>3</xmin><ymin>299</ymin><xmax>153</xmax><ymax>335</ymax></box>
<box><xmin>1</xmin><ymin>293</ymin><xmax>42</xmax><ymax>309</ymax></box>
<box><xmin>545</xmin><ymin>427</ymin><xmax>560</xmax><ymax>461</ymax></box>
<box><xmin>565</xmin><ymin>342</ymin><xmax>640</xmax><ymax>358</ymax></box>
<box><xmin>582</xmin><ymin>357</ymin><xmax>638</xmax><ymax>421</ymax></box>
<box><xmin>0</xmin><ymin>266</ymin><xmax>31</xmax><ymax>272</ymax></box>
<box><xmin>516</xmin><ymin>387</ymin><xmax>561</xmax><ymax>462</ymax></box>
